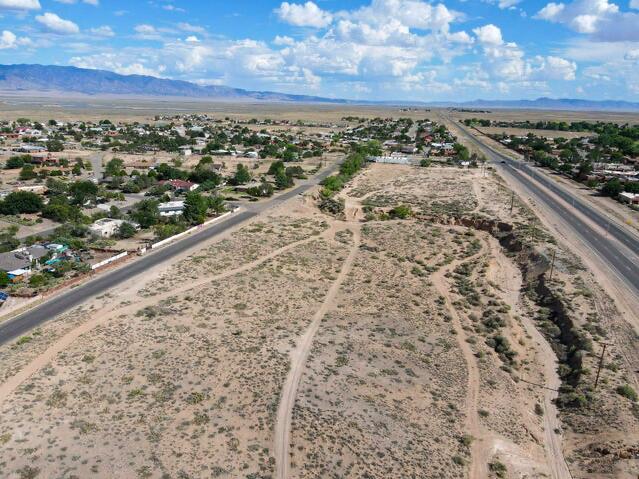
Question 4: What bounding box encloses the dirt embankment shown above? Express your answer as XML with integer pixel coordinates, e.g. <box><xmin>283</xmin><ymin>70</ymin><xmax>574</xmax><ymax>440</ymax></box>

<box><xmin>419</xmin><ymin>208</ymin><xmax>639</xmax><ymax>476</ymax></box>
<box><xmin>418</xmin><ymin>212</ymin><xmax>588</xmax><ymax>403</ymax></box>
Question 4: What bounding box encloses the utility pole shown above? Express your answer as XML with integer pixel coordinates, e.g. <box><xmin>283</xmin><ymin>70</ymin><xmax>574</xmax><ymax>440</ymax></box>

<box><xmin>548</xmin><ymin>249</ymin><xmax>557</xmax><ymax>281</ymax></box>
<box><xmin>509</xmin><ymin>192</ymin><xmax>515</xmax><ymax>215</ymax></box>
<box><xmin>594</xmin><ymin>343</ymin><xmax>608</xmax><ymax>391</ymax></box>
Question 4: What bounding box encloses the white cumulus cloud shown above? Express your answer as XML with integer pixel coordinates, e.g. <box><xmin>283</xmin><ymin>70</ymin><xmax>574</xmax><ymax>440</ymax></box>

<box><xmin>534</xmin><ymin>55</ymin><xmax>577</xmax><ymax>80</ymax></box>
<box><xmin>536</xmin><ymin>0</ymin><xmax>639</xmax><ymax>41</ymax></box>
<box><xmin>0</xmin><ymin>30</ymin><xmax>30</xmax><ymax>49</ymax></box>
<box><xmin>473</xmin><ymin>24</ymin><xmax>503</xmax><ymax>45</ymax></box>
<box><xmin>70</xmin><ymin>53</ymin><xmax>166</xmax><ymax>77</ymax></box>
<box><xmin>55</xmin><ymin>0</ymin><xmax>98</xmax><ymax>5</ymax></box>
<box><xmin>347</xmin><ymin>0</ymin><xmax>458</xmax><ymax>31</ymax></box>
<box><xmin>89</xmin><ymin>25</ymin><xmax>114</xmax><ymax>37</ymax></box>
<box><xmin>276</xmin><ymin>2</ymin><xmax>333</xmax><ymax>28</ymax></box>
<box><xmin>35</xmin><ymin>12</ymin><xmax>80</xmax><ymax>35</ymax></box>
<box><xmin>0</xmin><ymin>0</ymin><xmax>40</xmax><ymax>10</ymax></box>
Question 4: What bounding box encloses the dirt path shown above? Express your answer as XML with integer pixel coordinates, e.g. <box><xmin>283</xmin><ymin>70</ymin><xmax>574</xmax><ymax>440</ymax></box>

<box><xmin>274</xmin><ymin>224</ymin><xmax>360</xmax><ymax>479</ymax></box>
<box><xmin>431</xmin><ymin>243</ymin><xmax>489</xmax><ymax>479</ymax></box>
<box><xmin>470</xmin><ymin>170</ymin><xmax>484</xmax><ymax>213</ymax></box>
<box><xmin>0</xmin><ymin>232</ymin><xmax>327</xmax><ymax>407</ymax></box>
<box><xmin>485</xmin><ymin>237</ymin><xmax>572</xmax><ymax>479</ymax></box>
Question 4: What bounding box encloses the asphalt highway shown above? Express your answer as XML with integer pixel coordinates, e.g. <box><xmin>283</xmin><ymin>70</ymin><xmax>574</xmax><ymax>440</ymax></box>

<box><xmin>0</xmin><ymin>164</ymin><xmax>337</xmax><ymax>346</ymax></box>
<box><xmin>453</xmin><ymin>119</ymin><xmax>639</xmax><ymax>295</ymax></box>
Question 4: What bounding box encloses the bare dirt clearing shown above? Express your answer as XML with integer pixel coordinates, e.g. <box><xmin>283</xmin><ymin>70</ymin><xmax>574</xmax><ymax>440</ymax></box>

<box><xmin>0</xmin><ymin>162</ymin><xmax>637</xmax><ymax>478</ymax></box>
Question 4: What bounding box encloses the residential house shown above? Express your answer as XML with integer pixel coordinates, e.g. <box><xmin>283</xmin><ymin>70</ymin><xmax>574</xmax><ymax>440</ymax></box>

<box><xmin>619</xmin><ymin>192</ymin><xmax>639</xmax><ymax>205</ymax></box>
<box><xmin>158</xmin><ymin>201</ymin><xmax>185</xmax><ymax>217</ymax></box>
<box><xmin>368</xmin><ymin>155</ymin><xmax>411</xmax><ymax>165</ymax></box>
<box><xmin>159</xmin><ymin>179</ymin><xmax>199</xmax><ymax>193</ymax></box>
<box><xmin>0</xmin><ymin>245</ymin><xmax>49</xmax><ymax>279</ymax></box>
<box><xmin>14</xmin><ymin>144</ymin><xmax>46</xmax><ymax>154</ymax></box>
<box><xmin>89</xmin><ymin>218</ymin><xmax>138</xmax><ymax>238</ymax></box>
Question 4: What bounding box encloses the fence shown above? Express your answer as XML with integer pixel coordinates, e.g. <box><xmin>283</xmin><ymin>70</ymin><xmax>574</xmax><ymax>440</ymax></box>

<box><xmin>91</xmin><ymin>251</ymin><xmax>129</xmax><ymax>270</ymax></box>
<box><xmin>150</xmin><ymin>209</ymin><xmax>236</xmax><ymax>250</ymax></box>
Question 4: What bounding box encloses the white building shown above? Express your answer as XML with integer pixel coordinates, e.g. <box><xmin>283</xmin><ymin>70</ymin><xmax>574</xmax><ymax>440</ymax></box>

<box><xmin>368</xmin><ymin>155</ymin><xmax>411</xmax><ymax>165</ymax></box>
<box><xmin>619</xmin><ymin>192</ymin><xmax>639</xmax><ymax>205</ymax></box>
<box><xmin>89</xmin><ymin>218</ymin><xmax>137</xmax><ymax>238</ymax></box>
<box><xmin>158</xmin><ymin>201</ymin><xmax>185</xmax><ymax>217</ymax></box>
<box><xmin>179</xmin><ymin>146</ymin><xmax>193</xmax><ymax>157</ymax></box>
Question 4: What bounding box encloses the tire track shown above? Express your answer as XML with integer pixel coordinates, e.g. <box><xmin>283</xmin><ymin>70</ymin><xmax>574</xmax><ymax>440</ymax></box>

<box><xmin>274</xmin><ymin>226</ymin><xmax>360</xmax><ymax>479</ymax></box>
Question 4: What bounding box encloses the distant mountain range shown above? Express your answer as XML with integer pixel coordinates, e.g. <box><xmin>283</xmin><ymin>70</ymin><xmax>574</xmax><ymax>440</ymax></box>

<box><xmin>435</xmin><ymin>97</ymin><xmax>639</xmax><ymax>112</ymax></box>
<box><xmin>0</xmin><ymin>64</ymin><xmax>637</xmax><ymax>111</ymax></box>
<box><xmin>0</xmin><ymin>64</ymin><xmax>349</xmax><ymax>104</ymax></box>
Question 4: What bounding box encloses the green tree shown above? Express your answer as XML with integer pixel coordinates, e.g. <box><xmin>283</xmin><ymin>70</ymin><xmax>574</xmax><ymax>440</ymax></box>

<box><xmin>0</xmin><ymin>271</ymin><xmax>9</xmax><ymax>287</ymax></box>
<box><xmin>0</xmin><ymin>191</ymin><xmax>43</xmax><ymax>214</ymax></box>
<box><xmin>109</xmin><ymin>205</ymin><xmax>122</xmax><ymax>219</ymax></box>
<box><xmin>282</xmin><ymin>148</ymin><xmax>298</xmax><ymax>162</ymax></box>
<box><xmin>285</xmin><ymin>166</ymin><xmax>305</xmax><ymax>178</ymax></box>
<box><xmin>5</xmin><ymin>156</ymin><xmax>26</xmax><ymax>169</ymax></box>
<box><xmin>19</xmin><ymin>164</ymin><xmax>37</xmax><ymax>180</ymax></box>
<box><xmin>601</xmin><ymin>179</ymin><xmax>623</xmax><ymax>198</ymax></box>
<box><xmin>105</xmin><ymin>158</ymin><xmax>126</xmax><ymax>177</ymax></box>
<box><xmin>353</xmin><ymin>140</ymin><xmax>382</xmax><ymax>157</ymax></box>
<box><xmin>42</xmin><ymin>203</ymin><xmax>80</xmax><ymax>223</ymax></box>
<box><xmin>46</xmin><ymin>139</ymin><xmax>64</xmax><ymax>152</ymax></box>
<box><xmin>130</xmin><ymin>199</ymin><xmax>160</xmax><ymax>228</ymax></box>
<box><xmin>117</xmin><ymin>221</ymin><xmax>137</xmax><ymax>239</ymax></box>
<box><xmin>207</xmin><ymin>195</ymin><xmax>226</xmax><ymax>214</ymax></box>
<box><xmin>29</xmin><ymin>274</ymin><xmax>47</xmax><ymax>288</ymax></box>
<box><xmin>268</xmin><ymin>160</ymin><xmax>285</xmax><ymax>175</ymax></box>
<box><xmin>232</xmin><ymin>164</ymin><xmax>251</xmax><ymax>185</ymax></box>
<box><xmin>0</xmin><ymin>226</ymin><xmax>19</xmax><ymax>253</ymax></box>
<box><xmin>154</xmin><ymin>223</ymin><xmax>186</xmax><ymax>240</ymax></box>
<box><xmin>574</xmin><ymin>161</ymin><xmax>593</xmax><ymax>182</ymax></box>
<box><xmin>70</xmin><ymin>180</ymin><xmax>99</xmax><ymax>205</ymax></box>
<box><xmin>453</xmin><ymin>143</ymin><xmax>470</xmax><ymax>162</ymax></box>
<box><xmin>183</xmin><ymin>191</ymin><xmax>208</xmax><ymax>225</ymax></box>
<box><xmin>275</xmin><ymin>168</ymin><xmax>293</xmax><ymax>189</ymax></box>
<box><xmin>247</xmin><ymin>181</ymin><xmax>274</xmax><ymax>198</ymax></box>
<box><xmin>46</xmin><ymin>177</ymin><xmax>68</xmax><ymax>196</ymax></box>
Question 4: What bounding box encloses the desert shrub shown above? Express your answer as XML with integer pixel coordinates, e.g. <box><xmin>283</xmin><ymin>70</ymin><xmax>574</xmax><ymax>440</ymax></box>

<box><xmin>486</xmin><ymin>334</ymin><xmax>517</xmax><ymax>365</ymax></box>
<box><xmin>388</xmin><ymin>204</ymin><xmax>412</xmax><ymax>219</ymax></box>
<box><xmin>489</xmin><ymin>461</ymin><xmax>507</xmax><ymax>478</ymax></box>
<box><xmin>616</xmin><ymin>384</ymin><xmax>638</xmax><ymax>402</ymax></box>
<box><xmin>318</xmin><ymin>196</ymin><xmax>345</xmax><ymax>215</ymax></box>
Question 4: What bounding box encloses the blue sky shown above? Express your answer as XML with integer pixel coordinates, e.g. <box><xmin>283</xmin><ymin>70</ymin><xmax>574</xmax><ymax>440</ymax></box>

<box><xmin>0</xmin><ymin>0</ymin><xmax>637</xmax><ymax>101</ymax></box>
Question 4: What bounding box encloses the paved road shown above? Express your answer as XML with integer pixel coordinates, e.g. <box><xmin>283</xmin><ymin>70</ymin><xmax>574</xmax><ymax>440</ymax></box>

<box><xmin>89</xmin><ymin>152</ymin><xmax>105</xmax><ymax>182</ymax></box>
<box><xmin>0</xmin><ymin>165</ymin><xmax>337</xmax><ymax>346</ymax></box>
<box><xmin>452</xmin><ymin>119</ymin><xmax>639</xmax><ymax>295</ymax></box>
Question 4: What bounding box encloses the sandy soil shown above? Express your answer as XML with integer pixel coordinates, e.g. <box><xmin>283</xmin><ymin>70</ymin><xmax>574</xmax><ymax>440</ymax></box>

<box><xmin>0</xmin><ymin>161</ymin><xmax>637</xmax><ymax>478</ymax></box>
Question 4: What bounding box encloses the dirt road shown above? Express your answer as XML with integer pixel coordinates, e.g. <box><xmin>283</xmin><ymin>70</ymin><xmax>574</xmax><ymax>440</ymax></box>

<box><xmin>486</xmin><ymin>236</ymin><xmax>572</xmax><ymax>479</ymax></box>
<box><xmin>274</xmin><ymin>224</ymin><xmax>361</xmax><ymax>479</ymax></box>
<box><xmin>431</xmin><ymin>242</ymin><xmax>489</xmax><ymax>479</ymax></box>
